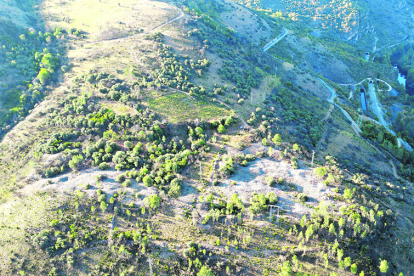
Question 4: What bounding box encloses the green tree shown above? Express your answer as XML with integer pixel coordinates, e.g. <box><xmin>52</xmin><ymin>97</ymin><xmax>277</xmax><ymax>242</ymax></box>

<box><xmin>168</xmin><ymin>179</ymin><xmax>182</xmax><ymax>198</ymax></box>
<box><xmin>198</xmin><ymin>266</ymin><xmax>214</xmax><ymax>276</ymax></box>
<box><xmin>41</xmin><ymin>53</ymin><xmax>59</xmax><ymax>71</ymax></box>
<box><xmin>351</xmin><ymin>263</ymin><xmax>358</xmax><ymax>274</ymax></box>
<box><xmin>265</xmin><ymin>175</ymin><xmax>276</xmax><ymax>186</ymax></box>
<box><xmin>292</xmin><ymin>143</ymin><xmax>300</xmax><ymax>152</ymax></box>
<box><xmin>144</xmin><ymin>194</ymin><xmax>160</xmax><ymax>209</ymax></box>
<box><xmin>344</xmin><ymin>257</ymin><xmax>351</xmax><ymax>268</ymax></box>
<box><xmin>124</xmin><ymin>141</ymin><xmax>134</xmax><ymax>149</ymax></box>
<box><xmin>143</xmin><ymin>175</ymin><xmax>153</xmax><ymax>187</ymax></box>
<box><xmin>217</xmin><ymin>124</ymin><xmax>226</xmax><ymax>134</ymax></box>
<box><xmin>314</xmin><ymin>167</ymin><xmax>327</xmax><ymax>178</ymax></box>
<box><xmin>38</xmin><ymin>68</ymin><xmax>51</xmax><ymax>84</ymax></box>
<box><xmin>272</xmin><ymin>134</ymin><xmax>282</xmax><ymax>145</ymax></box>
<box><xmin>337</xmin><ymin>249</ymin><xmax>344</xmax><ymax>262</ymax></box>
<box><xmin>379</xmin><ymin>259</ymin><xmax>388</xmax><ymax>273</ymax></box>
<box><xmin>343</xmin><ymin>189</ymin><xmax>353</xmax><ymax>200</ymax></box>
<box><xmin>280</xmin><ymin>260</ymin><xmax>292</xmax><ymax>276</ymax></box>
<box><xmin>329</xmin><ymin>223</ymin><xmax>336</xmax><ymax>235</ymax></box>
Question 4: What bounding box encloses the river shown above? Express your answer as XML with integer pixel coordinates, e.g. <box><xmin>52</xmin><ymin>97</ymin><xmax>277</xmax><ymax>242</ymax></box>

<box><xmin>395</xmin><ymin>65</ymin><xmax>407</xmax><ymax>87</ymax></box>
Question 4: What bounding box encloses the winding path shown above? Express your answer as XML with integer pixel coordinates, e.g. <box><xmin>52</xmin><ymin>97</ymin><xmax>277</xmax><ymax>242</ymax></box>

<box><xmin>319</xmin><ymin>79</ymin><xmax>414</xmax><ymax>186</ymax></box>
<box><xmin>339</xmin><ymin>78</ymin><xmax>412</xmax><ymax>151</ymax></box>
<box><xmin>339</xmin><ymin>78</ymin><xmax>392</xmax><ymax>92</ymax></box>
<box><xmin>319</xmin><ymin>78</ymin><xmax>362</xmax><ymax>133</ymax></box>
<box><xmin>262</xmin><ymin>28</ymin><xmax>288</xmax><ymax>52</ymax></box>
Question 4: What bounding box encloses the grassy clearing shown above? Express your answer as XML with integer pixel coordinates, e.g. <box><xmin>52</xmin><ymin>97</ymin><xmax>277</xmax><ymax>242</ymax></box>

<box><xmin>99</xmin><ymin>100</ymin><xmax>137</xmax><ymax>115</ymax></box>
<box><xmin>0</xmin><ymin>192</ymin><xmax>61</xmax><ymax>271</ymax></box>
<box><xmin>42</xmin><ymin>0</ymin><xmax>177</xmax><ymax>39</ymax></box>
<box><xmin>147</xmin><ymin>93</ymin><xmax>231</xmax><ymax>123</ymax></box>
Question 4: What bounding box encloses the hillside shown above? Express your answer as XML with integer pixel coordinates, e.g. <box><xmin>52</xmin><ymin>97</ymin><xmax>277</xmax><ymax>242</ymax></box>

<box><xmin>0</xmin><ymin>0</ymin><xmax>414</xmax><ymax>275</ymax></box>
<box><xmin>230</xmin><ymin>0</ymin><xmax>414</xmax><ymax>46</ymax></box>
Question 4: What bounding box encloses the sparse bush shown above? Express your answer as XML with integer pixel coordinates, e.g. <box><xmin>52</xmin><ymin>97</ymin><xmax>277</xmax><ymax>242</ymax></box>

<box><xmin>265</xmin><ymin>175</ymin><xmax>276</xmax><ymax>186</ymax></box>
<box><xmin>98</xmin><ymin>194</ymin><xmax>106</xmax><ymax>202</ymax></box>
<box><xmin>99</xmin><ymin>162</ymin><xmax>109</xmax><ymax>170</ymax></box>
<box><xmin>245</xmin><ymin>154</ymin><xmax>256</xmax><ymax>161</ymax></box>
<box><xmin>217</xmin><ymin>124</ymin><xmax>226</xmax><ymax>134</ymax></box>
<box><xmin>143</xmin><ymin>194</ymin><xmax>160</xmax><ymax>209</ymax></box>
<box><xmin>297</xmin><ymin>193</ymin><xmax>308</xmax><ymax>202</ymax></box>
<box><xmin>32</xmin><ymin>230</ymin><xmax>50</xmax><ymax>249</ymax></box>
<box><xmin>291</xmin><ymin>156</ymin><xmax>298</xmax><ymax>169</ymax></box>
<box><xmin>143</xmin><ymin>175</ymin><xmax>153</xmax><ymax>187</ymax></box>
<box><xmin>116</xmin><ymin>174</ymin><xmax>126</xmax><ymax>183</ymax></box>
<box><xmin>314</xmin><ymin>167</ymin><xmax>327</xmax><ymax>178</ymax></box>
<box><xmin>123</xmin><ymin>179</ymin><xmax>132</xmax><ymax>187</ymax></box>
<box><xmin>49</xmin><ymin>219</ymin><xmax>58</xmax><ymax>227</ymax></box>
<box><xmin>266</xmin><ymin>192</ymin><xmax>278</xmax><ymax>204</ymax></box>
<box><xmin>168</xmin><ymin>179</ymin><xmax>182</xmax><ymax>198</ymax></box>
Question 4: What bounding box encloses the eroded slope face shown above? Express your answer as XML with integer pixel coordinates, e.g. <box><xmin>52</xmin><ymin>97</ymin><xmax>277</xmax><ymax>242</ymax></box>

<box><xmin>0</xmin><ymin>0</ymin><xmax>414</xmax><ymax>275</ymax></box>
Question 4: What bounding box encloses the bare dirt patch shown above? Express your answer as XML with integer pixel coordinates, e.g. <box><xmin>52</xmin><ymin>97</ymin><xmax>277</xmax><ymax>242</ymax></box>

<box><xmin>213</xmin><ymin>143</ymin><xmax>337</xmax><ymax>219</ymax></box>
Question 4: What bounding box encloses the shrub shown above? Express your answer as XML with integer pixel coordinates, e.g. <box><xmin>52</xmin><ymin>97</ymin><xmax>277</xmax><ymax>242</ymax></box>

<box><xmin>95</xmin><ymin>174</ymin><xmax>104</xmax><ymax>181</ymax></box>
<box><xmin>351</xmin><ymin>263</ymin><xmax>357</xmax><ymax>274</ymax></box>
<box><xmin>256</xmin><ymin>151</ymin><xmax>265</xmax><ymax>158</ymax></box>
<box><xmin>272</xmin><ymin>134</ymin><xmax>282</xmax><ymax>145</ymax></box>
<box><xmin>100</xmin><ymin>201</ymin><xmax>108</xmax><ymax>211</ymax></box>
<box><xmin>116</xmin><ymin>174</ymin><xmax>126</xmax><ymax>183</ymax></box>
<box><xmin>143</xmin><ymin>194</ymin><xmax>160</xmax><ymax>209</ymax></box>
<box><xmin>168</xmin><ymin>179</ymin><xmax>182</xmax><ymax>198</ymax></box>
<box><xmin>292</xmin><ymin>143</ymin><xmax>300</xmax><ymax>152</ymax></box>
<box><xmin>245</xmin><ymin>154</ymin><xmax>256</xmax><ymax>161</ymax></box>
<box><xmin>143</xmin><ymin>175</ymin><xmax>153</xmax><ymax>187</ymax></box>
<box><xmin>265</xmin><ymin>175</ymin><xmax>276</xmax><ymax>186</ymax></box>
<box><xmin>123</xmin><ymin>179</ymin><xmax>132</xmax><ymax>187</ymax></box>
<box><xmin>343</xmin><ymin>189</ymin><xmax>353</xmax><ymax>200</ymax></box>
<box><xmin>314</xmin><ymin>167</ymin><xmax>327</xmax><ymax>178</ymax></box>
<box><xmin>99</xmin><ymin>162</ymin><xmax>109</xmax><ymax>170</ymax></box>
<box><xmin>297</xmin><ymin>193</ymin><xmax>308</xmax><ymax>202</ymax></box>
<box><xmin>98</xmin><ymin>194</ymin><xmax>106</xmax><ymax>202</ymax></box>
<box><xmin>198</xmin><ymin>266</ymin><xmax>214</xmax><ymax>276</ymax></box>
<box><xmin>38</xmin><ymin>68</ymin><xmax>51</xmax><ymax>84</ymax></box>
<box><xmin>291</xmin><ymin>157</ymin><xmax>298</xmax><ymax>169</ymax></box>
<box><xmin>217</xmin><ymin>124</ymin><xmax>226</xmax><ymax>134</ymax></box>
<box><xmin>278</xmin><ymin>177</ymin><xmax>285</xmax><ymax>184</ymax></box>
<box><xmin>124</xmin><ymin>141</ymin><xmax>134</xmax><ymax>149</ymax></box>
<box><xmin>266</xmin><ymin>192</ymin><xmax>278</xmax><ymax>204</ymax></box>
<box><xmin>49</xmin><ymin>219</ymin><xmax>58</xmax><ymax>227</ymax></box>
<box><xmin>32</xmin><ymin>230</ymin><xmax>50</xmax><ymax>249</ymax></box>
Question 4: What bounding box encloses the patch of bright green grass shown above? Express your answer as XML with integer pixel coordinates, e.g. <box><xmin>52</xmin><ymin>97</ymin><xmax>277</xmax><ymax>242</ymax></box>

<box><xmin>148</xmin><ymin>93</ymin><xmax>231</xmax><ymax>123</ymax></box>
